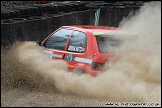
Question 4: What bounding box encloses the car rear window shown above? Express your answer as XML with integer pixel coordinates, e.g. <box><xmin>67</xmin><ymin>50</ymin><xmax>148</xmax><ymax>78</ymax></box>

<box><xmin>96</xmin><ymin>36</ymin><xmax>124</xmax><ymax>53</ymax></box>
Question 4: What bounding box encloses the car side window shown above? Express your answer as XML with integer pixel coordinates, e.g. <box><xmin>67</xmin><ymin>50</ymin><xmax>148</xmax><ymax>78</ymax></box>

<box><xmin>44</xmin><ymin>28</ymin><xmax>73</xmax><ymax>50</ymax></box>
<box><xmin>67</xmin><ymin>30</ymin><xmax>87</xmax><ymax>53</ymax></box>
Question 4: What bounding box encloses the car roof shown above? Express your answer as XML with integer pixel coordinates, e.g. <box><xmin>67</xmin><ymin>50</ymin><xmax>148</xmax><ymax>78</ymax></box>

<box><xmin>61</xmin><ymin>25</ymin><xmax>137</xmax><ymax>37</ymax></box>
<box><xmin>61</xmin><ymin>25</ymin><xmax>118</xmax><ymax>32</ymax></box>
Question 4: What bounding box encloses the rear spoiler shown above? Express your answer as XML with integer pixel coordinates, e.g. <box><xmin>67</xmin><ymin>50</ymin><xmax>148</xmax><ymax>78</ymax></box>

<box><xmin>93</xmin><ymin>32</ymin><xmax>138</xmax><ymax>37</ymax></box>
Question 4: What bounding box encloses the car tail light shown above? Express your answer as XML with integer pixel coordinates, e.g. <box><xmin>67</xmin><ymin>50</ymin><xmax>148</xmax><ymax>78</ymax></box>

<box><xmin>91</xmin><ymin>62</ymin><xmax>105</xmax><ymax>71</ymax></box>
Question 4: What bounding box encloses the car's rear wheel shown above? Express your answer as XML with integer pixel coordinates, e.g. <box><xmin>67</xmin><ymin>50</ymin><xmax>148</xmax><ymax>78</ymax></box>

<box><xmin>74</xmin><ymin>68</ymin><xmax>85</xmax><ymax>75</ymax></box>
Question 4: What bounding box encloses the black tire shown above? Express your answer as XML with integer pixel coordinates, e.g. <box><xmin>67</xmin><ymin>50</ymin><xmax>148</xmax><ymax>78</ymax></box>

<box><xmin>94</xmin><ymin>1</ymin><xmax>107</xmax><ymax>3</ymax></box>
<box><xmin>4</xmin><ymin>8</ymin><xmax>21</xmax><ymax>18</ymax></box>
<box><xmin>8</xmin><ymin>10</ymin><xmax>15</xmax><ymax>18</ymax></box>
<box><xmin>12</xmin><ymin>6</ymin><xmax>31</xmax><ymax>17</ymax></box>
<box><xmin>1</xmin><ymin>9</ymin><xmax>22</xmax><ymax>20</ymax></box>
<box><xmin>135</xmin><ymin>2</ymin><xmax>144</xmax><ymax>6</ymax></box>
<box><xmin>114</xmin><ymin>6</ymin><xmax>125</xmax><ymax>21</ymax></box>
<box><xmin>133</xmin><ymin>5</ymin><xmax>141</xmax><ymax>10</ymax></box>
<box><xmin>68</xmin><ymin>2</ymin><xmax>83</xmax><ymax>11</ymax></box>
<box><xmin>57</xmin><ymin>2</ymin><xmax>74</xmax><ymax>12</ymax></box>
<box><xmin>57</xmin><ymin>4</ymin><xmax>66</xmax><ymax>11</ymax></box>
<box><xmin>1</xmin><ymin>10</ymin><xmax>11</xmax><ymax>19</ymax></box>
<box><xmin>121</xmin><ymin>1</ymin><xmax>135</xmax><ymax>6</ymax></box>
<box><xmin>105</xmin><ymin>3</ymin><xmax>114</xmax><ymax>6</ymax></box>
<box><xmin>27</xmin><ymin>6</ymin><xmax>39</xmax><ymax>16</ymax></box>
<box><xmin>69</xmin><ymin>3</ymin><xmax>80</xmax><ymax>11</ymax></box>
<box><xmin>59</xmin><ymin>4</ymin><xmax>66</xmax><ymax>12</ymax></box>
<box><xmin>85</xmin><ymin>4</ymin><xmax>98</xmax><ymax>10</ymax></box>
<box><xmin>71</xmin><ymin>1</ymin><xmax>88</xmax><ymax>11</ymax></box>
<box><xmin>133</xmin><ymin>5</ymin><xmax>141</xmax><ymax>14</ymax></box>
<box><xmin>31</xmin><ymin>4</ymin><xmax>48</xmax><ymax>15</ymax></box>
<box><xmin>74</xmin><ymin>68</ymin><xmax>85</xmax><ymax>75</ymax></box>
<box><xmin>123</xmin><ymin>5</ymin><xmax>134</xmax><ymax>17</ymax></box>
<box><xmin>12</xmin><ymin>9</ymin><xmax>21</xmax><ymax>18</ymax></box>
<box><xmin>52</xmin><ymin>3</ymin><xmax>66</xmax><ymax>12</ymax></box>
<box><xmin>89</xmin><ymin>2</ymin><xmax>109</xmax><ymax>7</ymax></box>
<box><xmin>48</xmin><ymin>4</ymin><xmax>58</xmax><ymax>14</ymax></box>
<box><xmin>112</xmin><ymin>3</ymin><xmax>124</xmax><ymax>6</ymax></box>
<box><xmin>28</xmin><ymin>5</ymin><xmax>45</xmax><ymax>16</ymax></box>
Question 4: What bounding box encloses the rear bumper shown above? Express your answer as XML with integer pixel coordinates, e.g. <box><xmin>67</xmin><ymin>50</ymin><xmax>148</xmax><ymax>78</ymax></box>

<box><xmin>68</xmin><ymin>64</ymin><xmax>102</xmax><ymax>77</ymax></box>
<box><xmin>86</xmin><ymin>69</ymin><xmax>101</xmax><ymax>77</ymax></box>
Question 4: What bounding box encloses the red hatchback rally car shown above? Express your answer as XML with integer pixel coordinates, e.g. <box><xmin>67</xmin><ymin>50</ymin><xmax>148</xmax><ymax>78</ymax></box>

<box><xmin>36</xmin><ymin>25</ymin><xmax>136</xmax><ymax>77</ymax></box>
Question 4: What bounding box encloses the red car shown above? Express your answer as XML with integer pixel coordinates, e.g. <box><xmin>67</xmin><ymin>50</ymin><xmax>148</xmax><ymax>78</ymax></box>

<box><xmin>36</xmin><ymin>25</ymin><xmax>137</xmax><ymax>76</ymax></box>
